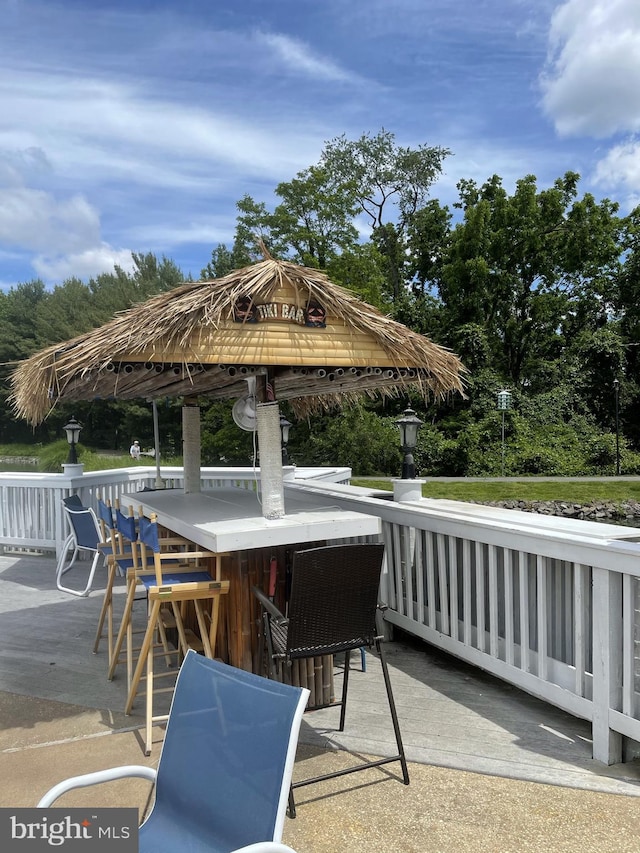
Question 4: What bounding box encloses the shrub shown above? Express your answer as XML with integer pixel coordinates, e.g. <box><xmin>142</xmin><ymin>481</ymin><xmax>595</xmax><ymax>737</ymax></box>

<box><xmin>38</xmin><ymin>440</ymin><xmax>84</xmax><ymax>472</ymax></box>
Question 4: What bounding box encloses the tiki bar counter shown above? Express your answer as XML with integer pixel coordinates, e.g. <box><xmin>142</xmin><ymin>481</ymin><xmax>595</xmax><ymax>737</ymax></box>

<box><xmin>119</xmin><ymin>486</ymin><xmax>381</xmax><ymax>703</ymax></box>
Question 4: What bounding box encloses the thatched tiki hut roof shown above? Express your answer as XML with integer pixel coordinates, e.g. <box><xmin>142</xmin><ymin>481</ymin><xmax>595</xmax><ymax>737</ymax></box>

<box><xmin>10</xmin><ymin>256</ymin><xmax>465</xmax><ymax>424</ymax></box>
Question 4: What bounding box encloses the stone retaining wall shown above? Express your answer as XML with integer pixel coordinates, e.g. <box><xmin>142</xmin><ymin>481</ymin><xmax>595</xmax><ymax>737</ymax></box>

<box><xmin>473</xmin><ymin>499</ymin><xmax>640</xmax><ymax>523</ymax></box>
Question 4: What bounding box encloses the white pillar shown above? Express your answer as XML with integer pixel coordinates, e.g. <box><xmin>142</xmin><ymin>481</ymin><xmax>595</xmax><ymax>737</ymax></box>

<box><xmin>392</xmin><ymin>478</ymin><xmax>425</xmax><ymax>503</ymax></box>
<box><xmin>62</xmin><ymin>463</ymin><xmax>84</xmax><ymax>477</ymax></box>
<box><xmin>257</xmin><ymin>402</ymin><xmax>285</xmax><ymax>519</ymax></box>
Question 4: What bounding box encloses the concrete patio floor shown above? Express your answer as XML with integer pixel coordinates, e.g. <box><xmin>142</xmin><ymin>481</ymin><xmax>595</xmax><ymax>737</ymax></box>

<box><xmin>2</xmin><ymin>550</ymin><xmax>640</xmax><ymax>852</ymax></box>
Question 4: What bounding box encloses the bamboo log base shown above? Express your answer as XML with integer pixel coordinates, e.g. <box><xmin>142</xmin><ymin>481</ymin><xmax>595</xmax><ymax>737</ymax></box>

<box><xmin>217</xmin><ymin>541</ymin><xmax>335</xmax><ymax>705</ymax></box>
<box><xmin>276</xmin><ymin>656</ymin><xmax>335</xmax><ymax>709</ymax></box>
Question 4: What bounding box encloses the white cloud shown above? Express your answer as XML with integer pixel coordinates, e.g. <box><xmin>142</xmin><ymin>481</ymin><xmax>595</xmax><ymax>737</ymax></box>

<box><xmin>0</xmin><ymin>146</ymin><xmax>51</xmax><ymax>187</ymax></box>
<box><xmin>593</xmin><ymin>138</ymin><xmax>640</xmax><ymax>193</ymax></box>
<box><xmin>541</xmin><ymin>0</ymin><xmax>640</xmax><ymax>137</ymax></box>
<box><xmin>32</xmin><ymin>245</ymin><xmax>135</xmax><ymax>283</ymax></box>
<box><xmin>257</xmin><ymin>31</ymin><xmax>364</xmax><ymax>84</ymax></box>
<box><xmin>432</xmin><ymin>138</ymin><xmax>572</xmax><ymax>203</ymax></box>
<box><xmin>0</xmin><ymin>187</ymin><xmax>100</xmax><ymax>254</ymax></box>
<box><xmin>2</xmin><ymin>0</ymin><xmax>632</xmax><ymax>289</ymax></box>
<box><xmin>127</xmin><ymin>219</ymin><xmax>236</xmax><ymax>250</ymax></box>
<box><xmin>0</xmin><ymin>69</ymin><xmax>326</xmax><ymax>194</ymax></box>
<box><xmin>0</xmin><ymin>62</ymin><xmax>329</xmax><ymax>282</ymax></box>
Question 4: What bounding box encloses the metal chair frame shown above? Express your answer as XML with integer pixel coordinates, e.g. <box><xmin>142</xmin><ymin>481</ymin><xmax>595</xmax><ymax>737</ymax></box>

<box><xmin>253</xmin><ymin>542</ymin><xmax>409</xmax><ymax>817</ymax></box>
<box><xmin>55</xmin><ymin>497</ymin><xmax>111</xmax><ymax>597</ymax></box>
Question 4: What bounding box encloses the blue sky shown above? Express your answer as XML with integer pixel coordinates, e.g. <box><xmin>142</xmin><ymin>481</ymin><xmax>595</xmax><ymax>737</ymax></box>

<box><xmin>1</xmin><ymin>0</ymin><xmax>640</xmax><ymax>290</ymax></box>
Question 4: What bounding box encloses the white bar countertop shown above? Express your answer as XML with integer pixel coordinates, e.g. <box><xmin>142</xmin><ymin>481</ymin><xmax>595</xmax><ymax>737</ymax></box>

<box><xmin>120</xmin><ymin>486</ymin><xmax>381</xmax><ymax>553</ymax></box>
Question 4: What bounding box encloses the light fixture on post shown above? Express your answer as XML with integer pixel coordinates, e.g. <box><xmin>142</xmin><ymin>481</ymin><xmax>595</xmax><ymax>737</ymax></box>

<box><xmin>279</xmin><ymin>414</ymin><xmax>292</xmax><ymax>465</ymax></box>
<box><xmin>497</xmin><ymin>389</ymin><xmax>512</xmax><ymax>477</ymax></box>
<box><xmin>62</xmin><ymin>416</ymin><xmax>82</xmax><ymax>464</ymax></box>
<box><xmin>395</xmin><ymin>407</ymin><xmax>423</xmax><ymax>480</ymax></box>
<box><xmin>614</xmin><ymin>378</ymin><xmax>621</xmax><ymax>476</ymax></box>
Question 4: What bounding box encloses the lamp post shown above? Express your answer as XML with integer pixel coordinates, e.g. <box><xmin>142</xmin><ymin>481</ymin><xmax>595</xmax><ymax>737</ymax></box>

<box><xmin>497</xmin><ymin>390</ymin><xmax>512</xmax><ymax>477</ymax></box>
<box><xmin>62</xmin><ymin>416</ymin><xmax>82</xmax><ymax>464</ymax></box>
<box><xmin>279</xmin><ymin>414</ymin><xmax>292</xmax><ymax>465</ymax></box>
<box><xmin>614</xmin><ymin>378</ymin><xmax>621</xmax><ymax>476</ymax></box>
<box><xmin>395</xmin><ymin>407</ymin><xmax>423</xmax><ymax>480</ymax></box>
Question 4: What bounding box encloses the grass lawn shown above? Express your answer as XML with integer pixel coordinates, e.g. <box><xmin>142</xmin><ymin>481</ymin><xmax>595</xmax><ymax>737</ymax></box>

<box><xmin>351</xmin><ymin>478</ymin><xmax>640</xmax><ymax>503</ymax></box>
<box><xmin>2</xmin><ymin>441</ymin><xmax>639</xmax><ymax>504</ymax></box>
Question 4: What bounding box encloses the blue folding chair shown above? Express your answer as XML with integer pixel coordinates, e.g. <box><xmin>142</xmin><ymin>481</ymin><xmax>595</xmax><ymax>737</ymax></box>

<box><xmin>55</xmin><ymin>496</ymin><xmax>112</xmax><ymax>597</ymax></box>
<box><xmin>93</xmin><ymin>501</ymin><xmax>148</xmax><ymax>666</ymax></box>
<box><xmin>38</xmin><ymin>652</ymin><xmax>308</xmax><ymax>853</ymax></box>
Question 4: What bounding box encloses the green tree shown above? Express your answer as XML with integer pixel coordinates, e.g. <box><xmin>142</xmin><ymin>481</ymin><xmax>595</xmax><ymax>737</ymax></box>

<box><xmin>220</xmin><ymin>129</ymin><xmax>449</xmax><ymax>304</ymax></box>
<box><xmin>561</xmin><ymin>326</ymin><xmax>626</xmax><ymax>428</ymax></box>
<box><xmin>407</xmin><ymin>199</ymin><xmax>452</xmax><ymax>295</ymax></box>
<box><xmin>231</xmin><ymin>166</ymin><xmax>361</xmax><ymax>270</ymax></box>
<box><xmin>200</xmin><ymin>242</ymin><xmax>252</xmax><ymax>280</ymax></box>
<box><xmin>233</xmin><ymin>195</ymin><xmax>291</xmax><ymax>262</ymax></box>
<box><xmin>437</xmin><ymin>173</ymin><xmax>624</xmax><ymax>387</ymax></box>
<box><xmin>89</xmin><ymin>253</ymin><xmax>184</xmax><ymax>321</ymax></box>
<box><xmin>322</xmin><ymin>129</ymin><xmax>450</xmax><ymax>303</ymax></box>
<box><xmin>271</xmin><ymin>165</ymin><xmax>359</xmax><ymax>268</ymax></box>
<box><xmin>33</xmin><ymin>277</ymin><xmax>101</xmax><ymax>346</ymax></box>
<box><xmin>321</xmin><ymin>129</ymin><xmax>450</xmax><ymax>232</ymax></box>
<box><xmin>612</xmin><ymin>205</ymin><xmax>640</xmax><ymax>448</ymax></box>
<box><xmin>325</xmin><ymin>243</ymin><xmax>390</xmax><ymax>310</ymax></box>
<box><xmin>0</xmin><ymin>280</ymin><xmax>50</xmax><ymax>443</ymax></box>
<box><xmin>0</xmin><ymin>280</ymin><xmax>48</xmax><ymax>366</ymax></box>
<box><xmin>0</xmin><ymin>254</ymin><xmax>185</xmax><ymax>447</ymax></box>
<box><xmin>289</xmin><ymin>405</ymin><xmax>402</xmax><ymax>475</ymax></box>
<box><xmin>200</xmin><ymin>401</ymin><xmax>256</xmax><ymax>465</ymax></box>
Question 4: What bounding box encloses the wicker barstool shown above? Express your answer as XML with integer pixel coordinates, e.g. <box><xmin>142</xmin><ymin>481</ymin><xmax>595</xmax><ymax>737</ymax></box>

<box><xmin>253</xmin><ymin>542</ymin><xmax>409</xmax><ymax>817</ymax></box>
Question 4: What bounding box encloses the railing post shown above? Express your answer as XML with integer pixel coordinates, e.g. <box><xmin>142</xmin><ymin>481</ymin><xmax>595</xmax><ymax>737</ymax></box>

<box><xmin>54</xmin><ymin>486</ymin><xmax>67</xmax><ymax>559</ymax></box>
<box><xmin>591</xmin><ymin>567</ymin><xmax>623</xmax><ymax>764</ymax></box>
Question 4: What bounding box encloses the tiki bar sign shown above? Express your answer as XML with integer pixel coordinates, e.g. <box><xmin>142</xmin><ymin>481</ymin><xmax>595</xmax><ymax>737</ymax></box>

<box><xmin>233</xmin><ymin>296</ymin><xmax>326</xmax><ymax>328</ymax></box>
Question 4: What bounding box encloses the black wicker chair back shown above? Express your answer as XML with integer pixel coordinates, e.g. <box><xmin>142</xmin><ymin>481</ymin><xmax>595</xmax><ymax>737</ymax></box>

<box><xmin>286</xmin><ymin>543</ymin><xmax>383</xmax><ymax>658</ymax></box>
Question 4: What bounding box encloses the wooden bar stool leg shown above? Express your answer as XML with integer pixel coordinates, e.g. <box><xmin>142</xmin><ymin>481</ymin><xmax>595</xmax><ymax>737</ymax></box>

<box><xmin>108</xmin><ymin>572</ymin><xmax>139</xmax><ymax>681</ymax></box>
<box><xmin>145</xmin><ymin>630</ymin><xmax>155</xmax><ymax>755</ymax></box>
<box><xmin>126</xmin><ymin>607</ymin><xmax>134</xmax><ymax>689</ymax></box>
<box><xmin>208</xmin><ymin>596</ymin><xmax>222</xmax><ymax>657</ymax></box>
<box><xmin>93</xmin><ymin>558</ymin><xmax>117</xmax><ymax>660</ymax></box>
<box><xmin>171</xmin><ymin>601</ymin><xmax>193</xmax><ymax>659</ymax></box>
<box><xmin>125</xmin><ymin>599</ymin><xmax>161</xmax><ymax>716</ymax></box>
<box><xmin>156</xmin><ymin>609</ymin><xmax>175</xmax><ymax>667</ymax></box>
<box><xmin>114</xmin><ymin>599</ymin><xmax>178</xmax><ymax>690</ymax></box>
<box><xmin>207</xmin><ymin>555</ymin><xmax>223</xmax><ymax>656</ymax></box>
<box><xmin>193</xmin><ymin>599</ymin><xmax>213</xmax><ymax>658</ymax></box>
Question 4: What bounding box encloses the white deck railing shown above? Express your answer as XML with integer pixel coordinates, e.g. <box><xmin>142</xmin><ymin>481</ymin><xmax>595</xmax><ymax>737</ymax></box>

<box><xmin>0</xmin><ymin>465</ymin><xmax>351</xmax><ymax>555</ymax></box>
<box><xmin>2</xmin><ymin>466</ymin><xmax>639</xmax><ymax>766</ymax></box>
<box><xmin>284</xmin><ymin>479</ymin><xmax>640</xmax><ymax>767</ymax></box>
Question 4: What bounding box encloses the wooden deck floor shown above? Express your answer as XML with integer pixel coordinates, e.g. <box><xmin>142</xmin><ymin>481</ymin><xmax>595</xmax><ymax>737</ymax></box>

<box><xmin>2</xmin><ymin>550</ymin><xmax>640</xmax><ymax>797</ymax></box>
